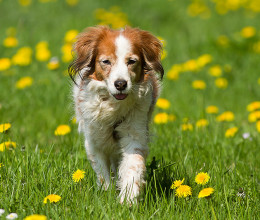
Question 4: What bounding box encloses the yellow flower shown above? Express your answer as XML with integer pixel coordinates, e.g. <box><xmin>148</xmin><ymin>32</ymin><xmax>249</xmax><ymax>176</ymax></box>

<box><xmin>0</xmin><ymin>123</ymin><xmax>11</xmax><ymax>133</ymax></box>
<box><xmin>208</xmin><ymin>65</ymin><xmax>222</xmax><ymax>77</ymax></box>
<box><xmin>196</xmin><ymin>119</ymin><xmax>209</xmax><ymax>128</ymax></box>
<box><xmin>0</xmin><ymin>141</ymin><xmax>17</xmax><ymax>151</ymax></box>
<box><xmin>175</xmin><ymin>185</ymin><xmax>192</xmax><ymax>198</ymax></box>
<box><xmin>43</xmin><ymin>194</ymin><xmax>61</xmax><ymax>204</ymax></box>
<box><xmin>47</xmin><ymin>57</ymin><xmax>60</xmax><ymax>70</ymax></box>
<box><xmin>248</xmin><ymin>111</ymin><xmax>260</xmax><ymax>122</ymax></box>
<box><xmin>36</xmin><ymin>41</ymin><xmax>51</xmax><ymax>62</ymax></box>
<box><xmin>170</xmin><ymin>178</ymin><xmax>184</xmax><ymax>189</ymax></box>
<box><xmin>156</xmin><ymin>98</ymin><xmax>170</xmax><ymax>110</ymax></box>
<box><xmin>195</xmin><ymin>172</ymin><xmax>210</xmax><ymax>185</ymax></box>
<box><xmin>167</xmin><ymin>64</ymin><xmax>181</xmax><ymax>80</ymax></box>
<box><xmin>196</xmin><ymin>54</ymin><xmax>212</xmax><ymax>68</ymax></box>
<box><xmin>215</xmin><ymin>77</ymin><xmax>228</xmax><ymax>89</ymax></box>
<box><xmin>24</xmin><ymin>214</ymin><xmax>47</xmax><ymax>220</ymax></box>
<box><xmin>72</xmin><ymin>169</ymin><xmax>86</xmax><ymax>182</ymax></box>
<box><xmin>0</xmin><ymin>163</ymin><xmax>4</xmax><ymax>168</ymax></box>
<box><xmin>16</xmin><ymin>77</ymin><xmax>33</xmax><ymax>89</ymax></box>
<box><xmin>54</xmin><ymin>125</ymin><xmax>71</xmax><ymax>136</ymax></box>
<box><xmin>187</xmin><ymin>1</ymin><xmax>211</xmax><ymax>19</ymax></box>
<box><xmin>12</xmin><ymin>47</ymin><xmax>32</xmax><ymax>66</ymax></box>
<box><xmin>198</xmin><ymin>187</ymin><xmax>214</xmax><ymax>198</ymax></box>
<box><xmin>225</xmin><ymin>127</ymin><xmax>238</xmax><ymax>138</ymax></box>
<box><xmin>161</xmin><ymin>49</ymin><xmax>167</xmax><ymax>60</ymax></box>
<box><xmin>183</xmin><ymin>59</ymin><xmax>199</xmax><ymax>72</ymax></box>
<box><xmin>253</xmin><ymin>41</ymin><xmax>260</xmax><ymax>53</ymax></box>
<box><xmin>206</xmin><ymin>105</ymin><xmax>219</xmax><ymax>114</ymax></box>
<box><xmin>216</xmin><ymin>35</ymin><xmax>229</xmax><ymax>47</ymax></box>
<box><xmin>0</xmin><ymin>58</ymin><xmax>11</xmax><ymax>71</ymax></box>
<box><xmin>18</xmin><ymin>0</ymin><xmax>31</xmax><ymax>6</ymax></box>
<box><xmin>258</xmin><ymin>78</ymin><xmax>260</xmax><ymax>85</ymax></box>
<box><xmin>192</xmin><ymin>80</ymin><xmax>206</xmax><ymax>90</ymax></box>
<box><xmin>181</xmin><ymin>123</ymin><xmax>193</xmax><ymax>131</ymax></box>
<box><xmin>64</xmin><ymin>30</ymin><xmax>78</xmax><ymax>44</ymax></box>
<box><xmin>216</xmin><ymin>111</ymin><xmax>235</xmax><ymax>122</ymax></box>
<box><xmin>240</xmin><ymin>26</ymin><xmax>256</xmax><ymax>38</ymax></box>
<box><xmin>66</xmin><ymin>0</ymin><xmax>79</xmax><ymax>6</ymax></box>
<box><xmin>61</xmin><ymin>43</ymin><xmax>73</xmax><ymax>63</ymax></box>
<box><xmin>3</xmin><ymin>37</ymin><xmax>18</xmax><ymax>48</ymax></box>
<box><xmin>71</xmin><ymin>117</ymin><xmax>77</xmax><ymax>124</ymax></box>
<box><xmin>154</xmin><ymin>113</ymin><xmax>176</xmax><ymax>124</ymax></box>
<box><xmin>247</xmin><ymin>101</ymin><xmax>260</xmax><ymax>112</ymax></box>
<box><xmin>257</xmin><ymin>121</ymin><xmax>260</xmax><ymax>132</ymax></box>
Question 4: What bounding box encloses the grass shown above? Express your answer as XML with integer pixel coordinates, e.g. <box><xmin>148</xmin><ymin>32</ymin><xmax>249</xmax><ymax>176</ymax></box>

<box><xmin>0</xmin><ymin>0</ymin><xmax>259</xmax><ymax>219</ymax></box>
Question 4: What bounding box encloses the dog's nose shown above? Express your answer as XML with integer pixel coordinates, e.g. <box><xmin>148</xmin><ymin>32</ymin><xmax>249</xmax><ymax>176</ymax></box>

<box><xmin>114</xmin><ymin>80</ymin><xmax>127</xmax><ymax>91</ymax></box>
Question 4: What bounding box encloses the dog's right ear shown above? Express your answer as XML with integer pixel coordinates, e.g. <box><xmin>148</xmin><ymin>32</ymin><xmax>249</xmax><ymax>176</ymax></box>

<box><xmin>69</xmin><ymin>26</ymin><xmax>109</xmax><ymax>83</ymax></box>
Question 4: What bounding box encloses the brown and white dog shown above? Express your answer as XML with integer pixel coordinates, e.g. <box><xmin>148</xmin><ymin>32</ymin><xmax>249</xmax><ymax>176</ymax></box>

<box><xmin>69</xmin><ymin>26</ymin><xmax>164</xmax><ymax>204</ymax></box>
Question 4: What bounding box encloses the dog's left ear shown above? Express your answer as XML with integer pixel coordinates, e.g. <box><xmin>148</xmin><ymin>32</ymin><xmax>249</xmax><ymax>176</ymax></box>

<box><xmin>139</xmin><ymin>30</ymin><xmax>164</xmax><ymax>79</ymax></box>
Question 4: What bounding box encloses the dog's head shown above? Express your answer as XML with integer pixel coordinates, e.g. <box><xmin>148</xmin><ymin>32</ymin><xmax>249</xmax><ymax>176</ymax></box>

<box><xmin>69</xmin><ymin>26</ymin><xmax>164</xmax><ymax>100</ymax></box>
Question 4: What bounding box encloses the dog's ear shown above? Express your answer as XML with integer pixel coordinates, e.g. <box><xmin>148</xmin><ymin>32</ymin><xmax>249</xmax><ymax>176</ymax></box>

<box><xmin>139</xmin><ymin>30</ymin><xmax>164</xmax><ymax>80</ymax></box>
<box><xmin>69</xmin><ymin>26</ymin><xmax>110</xmax><ymax>82</ymax></box>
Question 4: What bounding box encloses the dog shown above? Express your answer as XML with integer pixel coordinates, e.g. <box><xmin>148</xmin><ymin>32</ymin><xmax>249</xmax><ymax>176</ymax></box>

<box><xmin>69</xmin><ymin>26</ymin><xmax>164</xmax><ymax>204</ymax></box>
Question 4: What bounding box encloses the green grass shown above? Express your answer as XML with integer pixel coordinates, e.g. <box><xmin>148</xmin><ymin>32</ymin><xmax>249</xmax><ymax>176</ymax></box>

<box><xmin>0</xmin><ymin>0</ymin><xmax>259</xmax><ymax>219</ymax></box>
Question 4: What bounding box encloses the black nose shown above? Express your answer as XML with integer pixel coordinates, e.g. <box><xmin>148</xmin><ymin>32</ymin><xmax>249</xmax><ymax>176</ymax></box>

<box><xmin>114</xmin><ymin>80</ymin><xmax>127</xmax><ymax>91</ymax></box>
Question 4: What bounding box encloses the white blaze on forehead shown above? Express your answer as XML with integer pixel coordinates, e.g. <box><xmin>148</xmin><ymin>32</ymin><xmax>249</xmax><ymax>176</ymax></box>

<box><xmin>115</xmin><ymin>34</ymin><xmax>132</xmax><ymax>59</ymax></box>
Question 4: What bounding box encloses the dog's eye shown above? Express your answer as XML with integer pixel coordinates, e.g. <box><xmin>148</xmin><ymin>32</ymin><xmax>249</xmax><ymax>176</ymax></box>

<box><xmin>102</xmin><ymin>60</ymin><xmax>111</xmax><ymax>65</ymax></box>
<box><xmin>128</xmin><ymin>59</ymin><xmax>136</xmax><ymax>65</ymax></box>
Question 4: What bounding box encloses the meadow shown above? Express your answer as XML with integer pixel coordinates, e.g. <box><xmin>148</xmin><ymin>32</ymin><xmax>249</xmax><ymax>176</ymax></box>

<box><xmin>0</xmin><ymin>0</ymin><xmax>260</xmax><ymax>219</ymax></box>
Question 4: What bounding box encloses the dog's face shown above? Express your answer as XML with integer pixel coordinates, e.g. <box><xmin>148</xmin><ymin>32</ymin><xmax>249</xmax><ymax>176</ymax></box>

<box><xmin>69</xmin><ymin>26</ymin><xmax>164</xmax><ymax>100</ymax></box>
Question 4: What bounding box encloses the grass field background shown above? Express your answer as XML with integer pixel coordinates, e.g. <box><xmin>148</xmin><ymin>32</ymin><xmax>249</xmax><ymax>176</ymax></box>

<box><xmin>0</xmin><ymin>0</ymin><xmax>259</xmax><ymax>219</ymax></box>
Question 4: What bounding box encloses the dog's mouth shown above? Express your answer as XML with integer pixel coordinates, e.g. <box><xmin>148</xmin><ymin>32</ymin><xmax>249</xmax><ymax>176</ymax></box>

<box><xmin>113</xmin><ymin>93</ymin><xmax>128</xmax><ymax>100</ymax></box>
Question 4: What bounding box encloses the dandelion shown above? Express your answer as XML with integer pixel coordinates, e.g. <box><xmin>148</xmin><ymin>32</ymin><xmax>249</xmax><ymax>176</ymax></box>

<box><xmin>61</xmin><ymin>43</ymin><xmax>73</xmax><ymax>63</ymax></box>
<box><xmin>183</xmin><ymin>59</ymin><xmax>199</xmax><ymax>72</ymax></box>
<box><xmin>16</xmin><ymin>77</ymin><xmax>33</xmax><ymax>89</ymax></box>
<box><xmin>0</xmin><ymin>123</ymin><xmax>11</xmax><ymax>133</ymax></box>
<box><xmin>71</xmin><ymin>117</ymin><xmax>77</xmax><ymax>124</ymax></box>
<box><xmin>247</xmin><ymin>101</ymin><xmax>260</xmax><ymax>112</ymax></box>
<box><xmin>208</xmin><ymin>65</ymin><xmax>222</xmax><ymax>77</ymax></box>
<box><xmin>248</xmin><ymin>111</ymin><xmax>260</xmax><ymax>122</ymax></box>
<box><xmin>0</xmin><ymin>163</ymin><xmax>4</xmax><ymax>168</ymax></box>
<box><xmin>196</xmin><ymin>119</ymin><xmax>209</xmax><ymax>128</ymax></box>
<box><xmin>206</xmin><ymin>105</ymin><xmax>219</xmax><ymax>114</ymax></box>
<box><xmin>64</xmin><ymin>30</ymin><xmax>78</xmax><ymax>43</ymax></box>
<box><xmin>192</xmin><ymin>80</ymin><xmax>206</xmax><ymax>90</ymax></box>
<box><xmin>215</xmin><ymin>77</ymin><xmax>228</xmax><ymax>88</ymax></box>
<box><xmin>66</xmin><ymin>0</ymin><xmax>79</xmax><ymax>6</ymax></box>
<box><xmin>258</xmin><ymin>78</ymin><xmax>260</xmax><ymax>85</ymax></box>
<box><xmin>3</xmin><ymin>37</ymin><xmax>18</xmax><ymax>48</ymax></box>
<box><xmin>216</xmin><ymin>111</ymin><xmax>234</xmax><ymax>122</ymax></box>
<box><xmin>196</xmin><ymin>54</ymin><xmax>212</xmax><ymax>68</ymax></box>
<box><xmin>0</xmin><ymin>141</ymin><xmax>17</xmax><ymax>151</ymax></box>
<box><xmin>54</xmin><ymin>125</ymin><xmax>71</xmax><ymax>136</ymax></box>
<box><xmin>170</xmin><ymin>178</ymin><xmax>184</xmax><ymax>189</ymax></box>
<box><xmin>253</xmin><ymin>41</ymin><xmax>260</xmax><ymax>53</ymax></box>
<box><xmin>154</xmin><ymin>113</ymin><xmax>176</xmax><ymax>124</ymax></box>
<box><xmin>195</xmin><ymin>172</ymin><xmax>210</xmax><ymax>185</ymax></box>
<box><xmin>24</xmin><ymin>214</ymin><xmax>47</xmax><ymax>220</ymax></box>
<box><xmin>18</xmin><ymin>0</ymin><xmax>31</xmax><ymax>6</ymax></box>
<box><xmin>198</xmin><ymin>187</ymin><xmax>214</xmax><ymax>198</ymax></box>
<box><xmin>175</xmin><ymin>185</ymin><xmax>192</xmax><ymax>198</ymax></box>
<box><xmin>167</xmin><ymin>64</ymin><xmax>181</xmax><ymax>80</ymax></box>
<box><xmin>0</xmin><ymin>58</ymin><xmax>11</xmax><ymax>71</ymax></box>
<box><xmin>156</xmin><ymin>98</ymin><xmax>170</xmax><ymax>110</ymax></box>
<box><xmin>256</xmin><ymin>121</ymin><xmax>260</xmax><ymax>133</ymax></box>
<box><xmin>0</xmin><ymin>209</ymin><xmax>5</xmax><ymax>216</ymax></box>
<box><xmin>72</xmin><ymin>169</ymin><xmax>86</xmax><ymax>182</ymax></box>
<box><xmin>47</xmin><ymin>57</ymin><xmax>60</xmax><ymax>70</ymax></box>
<box><xmin>6</xmin><ymin>213</ymin><xmax>18</xmax><ymax>219</ymax></box>
<box><xmin>35</xmin><ymin>41</ymin><xmax>51</xmax><ymax>62</ymax></box>
<box><xmin>181</xmin><ymin>123</ymin><xmax>193</xmax><ymax>131</ymax></box>
<box><xmin>216</xmin><ymin>35</ymin><xmax>229</xmax><ymax>47</ymax></box>
<box><xmin>43</xmin><ymin>194</ymin><xmax>61</xmax><ymax>204</ymax></box>
<box><xmin>12</xmin><ymin>47</ymin><xmax>32</xmax><ymax>66</ymax></box>
<box><xmin>240</xmin><ymin>26</ymin><xmax>256</xmax><ymax>38</ymax></box>
<box><xmin>225</xmin><ymin>127</ymin><xmax>238</xmax><ymax>138</ymax></box>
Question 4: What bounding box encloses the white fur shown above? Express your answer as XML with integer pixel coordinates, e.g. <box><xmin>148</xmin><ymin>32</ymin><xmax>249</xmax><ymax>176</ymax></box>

<box><xmin>73</xmin><ymin>35</ymin><xmax>158</xmax><ymax>204</ymax></box>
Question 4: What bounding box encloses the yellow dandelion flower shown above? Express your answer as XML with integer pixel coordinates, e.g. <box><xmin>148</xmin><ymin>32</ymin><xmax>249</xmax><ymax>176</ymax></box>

<box><xmin>54</xmin><ymin>125</ymin><xmax>71</xmax><ymax>136</ymax></box>
<box><xmin>47</xmin><ymin>57</ymin><xmax>60</xmax><ymax>70</ymax></box>
<box><xmin>12</xmin><ymin>47</ymin><xmax>32</xmax><ymax>66</ymax></box>
<box><xmin>183</xmin><ymin>59</ymin><xmax>199</xmax><ymax>72</ymax></box>
<box><xmin>43</xmin><ymin>194</ymin><xmax>61</xmax><ymax>204</ymax></box>
<box><xmin>206</xmin><ymin>105</ymin><xmax>219</xmax><ymax>114</ymax></box>
<box><xmin>71</xmin><ymin>117</ymin><xmax>77</xmax><ymax>124</ymax></box>
<box><xmin>247</xmin><ymin>101</ymin><xmax>260</xmax><ymax>112</ymax></box>
<box><xmin>66</xmin><ymin>0</ymin><xmax>79</xmax><ymax>6</ymax></box>
<box><xmin>208</xmin><ymin>65</ymin><xmax>222</xmax><ymax>77</ymax></box>
<box><xmin>253</xmin><ymin>41</ymin><xmax>260</xmax><ymax>53</ymax></box>
<box><xmin>216</xmin><ymin>111</ymin><xmax>234</xmax><ymax>122</ymax></box>
<box><xmin>167</xmin><ymin>64</ymin><xmax>181</xmax><ymax>80</ymax></box>
<box><xmin>192</xmin><ymin>80</ymin><xmax>206</xmax><ymax>90</ymax></box>
<box><xmin>225</xmin><ymin>127</ymin><xmax>238</xmax><ymax>138</ymax></box>
<box><xmin>215</xmin><ymin>77</ymin><xmax>228</xmax><ymax>89</ymax></box>
<box><xmin>72</xmin><ymin>169</ymin><xmax>86</xmax><ymax>182</ymax></box>
<box><xmin>181</xmin><ymin>123</ymin><xmax>193</xmax><ymax>131</ymax></box>
<box><xmin>0</xmin><ymin>141</ymin><xmax>17</xmax><ymax>152</ymax></box>
<box><xmin>195</xmin><ymin>172</ymin><xmax>210</xmax><ymax>185</ymax></box>
<box><xmin>240</xmin><ymin>26</ymin><xmax>256</xmax><ymax>38</ymax></box>
<box><xmin>196</xmin><ymin>119</ymin><xmax>209</xmax><ymax>128</ymax></box>
<box><xmin>154</xmin><ymin>113</ymin><xmax>168</xmax><ymax>124</ymax></box>
<box><xmin>64</xmin><ymin>30</ymin><xmax>79</xmax><ymax>44</ymax></box>
<box><xmin>256</xmin><ymin>121</ymin><xmax>260</xmax><ymax>133</ymax></box>
<box><xmin>0</xmin><ymin>163</ymin><xmax>4</xmax><ymax>168</ymax></box>
<box><xmin>0</xmin><ymin>58</ymin><xmax>11</xmax><ymax>71</ymax></box>
<box><xmin>170</xmin><ymin>178</ymin><xmax>184</xmax><ymax>189</ymax></box>
<box><xmin>258</xmin><ymin>78</ymin><xmax>260</xmax><ymax>85</ymax></box>
<box><xmin>24</xmin><ymin>214</ymin><xmax>47</xmax><ymax>220</ymax></box>
<box><xmin>3</xmin><ymin>36</ymin><xmax>18</xmax><ymax>48</ymax></box>
<box><xmin>156</xmin><ymin>98</ymin><xmax>170</xmax><ymax>110</ymax></box>
<box><xmin>61</xmin><ymin>43</ymin><xmax>73</xmax><ymax>63</ymax></box>
<box><xmin>216</xmin><ymin>35</ymin><xmax>229</xmax><ymax>48</ymax></box>
<box><xmin>196</xmin><ymin>54</ymin><xmax>212</xmax><ymax>68</ymax></box>
<box><xmin>175</xmin><ymin>185</ymin><xmax>192</xmax><ymax>198</ymax></box>
<box><xmin>248</xmin><ymin>111</ymin><xmax>260</xmax><ymax>122</ymax></box>
<box><xmin>16</xmin><ymin>76</ymin><xmax>33</xmax><ymax>89</ymax></box>
<box><xmin>19</xmin><ymin>0</ymin><xmax>31</xmax><ymax>6</ymax></box>
<box><xmin>161</xmin><ymin>49</ymin><xmax>167</xmax><ymax>60</ymax></box>
<box><xmin>35</xmin><ymin>41</ymin><xmax>51</xmax><ymax>62</ymax></box>
<box><xmin>0</xmin><ymin>123</ymin><xmax>11</xmax><ymax>133</ymax></box>
<box><xmin>198</xmin><ymin>187</ymin><xmax>214</xmax><ymax>198</ymax></box>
